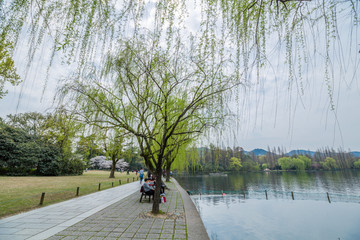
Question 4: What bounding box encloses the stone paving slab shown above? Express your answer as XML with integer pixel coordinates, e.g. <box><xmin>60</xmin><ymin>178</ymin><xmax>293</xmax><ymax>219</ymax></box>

<box><xmin>47</xmin><ymin>181</ymin><xmax>187</xmax><ymax>240</ymax></box>
<box><xmin>0</xmin><ymin>182</ymin><xmax>139</xmax><ymax>240</ymax></box>
<box><xmin>0</xmin><ymin>179</ymin><xmax>209</xmax><ymax>240</ymax></box>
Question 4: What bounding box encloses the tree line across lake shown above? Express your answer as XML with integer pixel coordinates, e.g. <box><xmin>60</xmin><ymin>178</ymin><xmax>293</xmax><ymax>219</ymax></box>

<box><xmin>1</xmin><ymin>111</ymin><xmax>359</xmax><ymax>176</ymax></box>
<box><xmin>175</xmin><ymin>146</ymin><xmax>360</xmax><ymax>173</ymax></box>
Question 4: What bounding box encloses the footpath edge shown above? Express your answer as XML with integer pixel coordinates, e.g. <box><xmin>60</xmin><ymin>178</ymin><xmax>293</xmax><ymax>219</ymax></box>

<box><xmin>172</xmin><ymin>178</ymin><xmax>209</xmax><ymax>240</ymax></box>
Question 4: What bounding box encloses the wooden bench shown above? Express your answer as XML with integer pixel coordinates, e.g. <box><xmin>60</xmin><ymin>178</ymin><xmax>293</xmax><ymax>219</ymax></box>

<box><xmin>139</xmin><ymin>186</ymin><xmax>154</xmax><ymax>202</ymax></box>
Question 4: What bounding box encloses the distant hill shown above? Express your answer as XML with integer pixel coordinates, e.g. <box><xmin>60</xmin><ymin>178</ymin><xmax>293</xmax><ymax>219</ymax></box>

<box><xmin>249</xmin><ymin>148</ymin><xmax>268</xmax><ymax>156</ymax></box>
<box><xmin>199</xmin><ymin>147</ymin><xmax>360</xmax><ymax>158</ymax></box>
<box><xmin>351</xmin><ymin>152</ymin><xmax>360</xmax><ymax>157</ymax></box>
<box><xmin>245</xmin><ymin>149</ymin><xmax>360</xmax><ymax>157</ymax></box>
<box><xmin>287</xmin><ymin>150</ymin><xmax>315</xmax><ymax>157</ymax></box>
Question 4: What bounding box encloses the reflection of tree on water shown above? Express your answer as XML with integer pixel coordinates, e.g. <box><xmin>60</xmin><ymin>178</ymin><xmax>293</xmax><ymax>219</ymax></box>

<box><xmin>178</xmin><ymin>170</ymin><xmax>360</xmax><ymax>202</ymax></box>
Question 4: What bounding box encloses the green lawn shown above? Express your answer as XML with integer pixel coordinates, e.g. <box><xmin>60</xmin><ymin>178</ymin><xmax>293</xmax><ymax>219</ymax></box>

<box><xmin>0</xmin><ymin>170</ymin><xmax>139</xmax><ymax>218</ymax></box>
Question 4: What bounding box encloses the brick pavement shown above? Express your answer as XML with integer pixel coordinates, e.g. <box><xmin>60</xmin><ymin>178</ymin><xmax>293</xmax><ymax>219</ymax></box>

<box><xmin>47</xmin><ymin>182</ymin><xmax>188</xmax><ymax>240</ymax></box>
<box><xmin>0</xmin><ymin>182</ymin><xmax>139</xmax><ymax>240</ymax></box>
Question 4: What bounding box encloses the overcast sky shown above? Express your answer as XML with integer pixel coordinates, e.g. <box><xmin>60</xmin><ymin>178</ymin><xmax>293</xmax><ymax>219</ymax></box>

<box><xmin>0</xmin><ymin>2</ymin><xmax>359</xmax><ymax>152</ymax></box>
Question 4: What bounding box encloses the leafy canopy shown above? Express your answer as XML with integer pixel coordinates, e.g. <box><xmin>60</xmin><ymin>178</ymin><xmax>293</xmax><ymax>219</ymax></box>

<box><xmin>1</xmin><ymin>0</ymin><xmax>358</xmax><ymax>103</ymax></box>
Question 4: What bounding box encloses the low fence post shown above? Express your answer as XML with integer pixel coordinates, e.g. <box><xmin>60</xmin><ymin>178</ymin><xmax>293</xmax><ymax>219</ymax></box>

<box><xmin>98</xmin><ymin>183</ymin><xmax>101</xmax><ymax>191</ymax></box>
<box><xmin>112</xmin><ymin>182</ymin><xmax>114</xmax><ymax>187</ymax></box>
<box><xmin>119</xmin><ymin>180</ymin><xmax>121</xmax><ymax>185</ymax></box>
<box><xmin>76</xmin><ymin>187</ymin><xmax>80</xmax><ymax>196</ymax></box>
<box><xmin>327</xmin><ymin>192</ymin><xmax>331</xmax><ymax>203</ymax></box>
<box><xmin>133</xmin><ymin>177</ymin><xmax>135</xmax><ymax>182</ymax></box>
<box><xmin>265</xmin><ymin>190</ymin><xmax>268</xmax><ymax>200</ymax></box>
<box><xmin>39</xmin><ymin>192</ymin><xmax>45</xmax><ymax>205</ymax></box>
<box><xmin>127</xmin><ymin>178</ymin><xmax>129</xmax><ymax>183</ymax></box>
<box><xmin>291</xmin><ymin>192</ymin><xmax>294</xmax><ymax>200</ymax></box>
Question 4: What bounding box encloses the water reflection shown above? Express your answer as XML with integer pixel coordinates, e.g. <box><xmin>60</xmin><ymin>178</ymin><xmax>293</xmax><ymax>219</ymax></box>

<box><xmin>176</xmin><ymin>170</ymin><xmax>360</xmax><ymax>202</ymax></box>
<box><xmin>191</xmin><ymin>196</ymin><xmax>360</xmax><ymax>240</ymax></box>
<box><xmin>176</xmin><ymin>171</ymin><xmax>360</xmax><ymax>239</ymax></box>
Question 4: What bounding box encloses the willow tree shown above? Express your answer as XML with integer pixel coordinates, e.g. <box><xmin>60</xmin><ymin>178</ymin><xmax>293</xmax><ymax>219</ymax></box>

<box><xmin>162</xmin><ymin>123</ymin><xmax>196</xmax><ymax>182</ymax></box>
<box><xmin>59</xmin><ymin>35</ymin><xmax>238</xmax><ymax>213</ymax></box>
<box><xmin>1</xmin><ymin>0</ymin><xmax>358</xmax><ymax>100</ymax></box>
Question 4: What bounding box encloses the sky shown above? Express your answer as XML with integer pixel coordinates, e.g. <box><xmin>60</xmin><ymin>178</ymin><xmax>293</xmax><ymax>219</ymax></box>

<box><xmin>0</xmin><ymin>1</ymin><xmax>359</xmax><ymax>152</ymax></box>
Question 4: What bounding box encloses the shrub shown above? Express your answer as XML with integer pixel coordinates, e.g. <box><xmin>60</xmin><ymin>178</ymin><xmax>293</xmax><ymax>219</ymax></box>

<box><xmin>0</xmin><ymin>122</ymin><xmax>78</xmax><ymax>176</ymax></box>
<box><xmin>36</xmin><ymin>144</ymin><xmax>62</xmax><ymax>176</ymax></box>
<box><xmin>60</xmin><ymin>157</ymin><xmax>85</xmax><ymax>175</ymax></box>
<box><xmin>0</xmin><ymin>124</ymin><xmax>41</xmax><ymax>175</ymax></box>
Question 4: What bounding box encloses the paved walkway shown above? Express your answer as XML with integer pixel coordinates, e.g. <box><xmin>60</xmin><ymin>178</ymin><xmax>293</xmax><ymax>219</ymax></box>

<box><xmin>0</xmin><ymin>179</ymin><xmax>209</xmax><ymax>240</ymax></box>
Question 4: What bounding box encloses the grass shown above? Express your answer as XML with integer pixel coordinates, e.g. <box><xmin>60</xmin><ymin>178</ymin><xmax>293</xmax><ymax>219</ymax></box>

<box><xmin>0</xmin><ymin>170</ymin><xmax>139</xmax><ymax>218</ymax></box>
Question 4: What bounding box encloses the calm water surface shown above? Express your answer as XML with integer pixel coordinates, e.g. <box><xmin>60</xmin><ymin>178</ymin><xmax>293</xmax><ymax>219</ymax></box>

<box><xmin>176</xmin><ymin>171</ymin><xmax>360</xmax><ymax>240</ymax></box>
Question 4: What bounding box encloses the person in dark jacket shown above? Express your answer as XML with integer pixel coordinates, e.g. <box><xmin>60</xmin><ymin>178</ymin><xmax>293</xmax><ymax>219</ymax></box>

<box><xmin>143</xmin><ymin>179</ymin><xmax>155</xmax><ymax>195</ymax></box>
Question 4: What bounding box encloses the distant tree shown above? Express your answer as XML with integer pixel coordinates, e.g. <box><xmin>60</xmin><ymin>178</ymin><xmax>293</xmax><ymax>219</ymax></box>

<box><xmin>229</xmin><ymin>157</ymin><xmax>242</xmax><ymax>171</ymax></box>
<box><xmin>292</xmin><ymin>158</ymin><xmax>305</xmax><ymax>171</ymax></box>
<box><xmin>89</xmin><ymin>156</ymin><xmax>111</xmax><ymax>169</ymax></box>
<box><xmin>297</xmin><ymin>155</ymin><xmax>311</xmax><ymax>170</ymax></box>
<box><xmin>353</xmin><ymin>159</ymin><xmax>360</xmax><ymax>169</ymax></box>
<box><xmin>102</xmin><ymin>129</ymin><xmax>127</xmax><ymax>178</ymax></box>
<box><xmin>42</xmin><ymin>108</ymin><xmax>80</xmax><ymax>161</ymax></box>
<box><xmin>266</xmin><ymin>147</ymin><xmax>278</xmax><ymax>169</ymax></box>
<box><xmin>241</xmin><ymin>159</ymin><xmax>260</xmax><ymax>171</ymax></box>
<box><xmin>278</xmin><ymin>157</ymin><xmax>293</xmax><ymax>170</ymax></box>
<box><xmin>6</xmin><ymin>112</ymin><xmax>47</xmax><ymax>136</ymax></box>
<box><xmin>321</xmin><ymin>157</ymin><xmax>339</xmax><ymax>170</ymax></box>
<box><xmin>258</xmin><ymin>155</ymin><xmax>267</xmax><ymax>165</ymax></box>
<box><xmin>75</xmin><ymin>134</ymin><xmax>104</xmax><ymax>162</ymax></box>
<box><xmin>116</xmin><ymin>159</ymin><xmax>129</xmax><ymax>171</ymax></box>
<box><xmin>123</xmin><ymin>144</ymin><xmax>144</xmax><ymax>171</ymax></box>
<box><xmin>261</xmin><ymin>163</ymin><xmax>268</xmax><ymax>170</ymax></box>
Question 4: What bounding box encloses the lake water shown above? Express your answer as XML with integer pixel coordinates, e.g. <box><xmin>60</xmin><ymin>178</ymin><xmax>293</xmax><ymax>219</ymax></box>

<box><xmin>175</xmin><ymin>171</ymin><xmax>360</xmax><ymax>240</ymax></box>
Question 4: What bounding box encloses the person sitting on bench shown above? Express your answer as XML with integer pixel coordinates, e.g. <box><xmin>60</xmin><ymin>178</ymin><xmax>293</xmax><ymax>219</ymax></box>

<box><xmin>151</xmin><ymin>177</ymin><xmax>166</xmax><ymax>194</ymax></box>
<box><xmin>143</xmin><ymin>179</ymin><xmax>155</xmax><ymax>195</ymax></box>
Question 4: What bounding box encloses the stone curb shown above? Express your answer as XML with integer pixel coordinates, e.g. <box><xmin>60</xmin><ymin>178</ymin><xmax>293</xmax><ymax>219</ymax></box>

<box><xmin>172</xmin><ymin>178</ymin><xmax>209</xmax><ymax>240</ymax></box>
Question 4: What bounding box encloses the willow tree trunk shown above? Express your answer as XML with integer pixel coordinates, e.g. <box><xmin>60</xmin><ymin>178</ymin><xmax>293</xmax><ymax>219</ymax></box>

<box><xmin>109</xmin><ymin>159</ymin><xmax>116</xmax><ymax>178</ymax></box>
<box><xmin>166</xmin><ymin>167</ymin><xmax>171</xmax><ymax>182</ymax></box>
<box><xmin>151</xmin><ymin>166</ymin><xmax>163</xmax><ymax>214</ymax></box>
